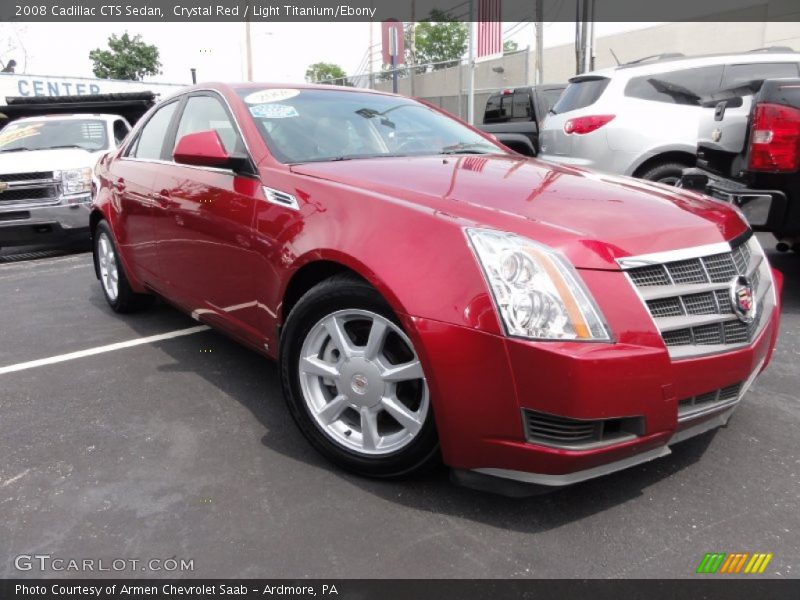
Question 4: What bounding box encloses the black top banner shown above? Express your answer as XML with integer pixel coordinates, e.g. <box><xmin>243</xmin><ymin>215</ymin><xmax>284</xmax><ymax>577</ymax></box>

<box><xmin>3</xmin><ymin>0</ymin><xmax>800</xmax><ymax>22</ymax></box>
<box><xmin>2</xmin><ymin>579</ymin><xmax>800</xmax><ymax>600</ymax></box>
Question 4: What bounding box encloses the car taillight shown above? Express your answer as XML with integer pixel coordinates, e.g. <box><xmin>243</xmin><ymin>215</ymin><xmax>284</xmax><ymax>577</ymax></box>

<box><xmin>563</xmin><ymin>115</ymin><xmax>615</xmax><ymax>135</ymax></box>
<box><xmin>748</xmin><ymin>103</ymin><xmax>800</xmax><ymax>172</ymax></box>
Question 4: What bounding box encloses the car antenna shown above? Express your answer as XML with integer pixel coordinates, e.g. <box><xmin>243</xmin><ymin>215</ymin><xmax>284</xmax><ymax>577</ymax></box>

<box><xmin>609</xmin><ymin>48</ymin><xmax>621</xmax><ymax>66</ymax></box>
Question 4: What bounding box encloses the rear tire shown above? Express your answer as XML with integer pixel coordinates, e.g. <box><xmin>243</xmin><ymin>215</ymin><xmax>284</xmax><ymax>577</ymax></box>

<box><xmin>280</xmin><ymin>275</ymin><xmax>440</xmax><ymax>478</ymax></box>
<box><xmin>639</xmin><ymin>161</ymin><xmax>691</xmax><ymax>186</ymax></box>
<box><xmin>93</xmin><ymin>221</ymin><xmax>154</xmax><ymax>313</ymax></box>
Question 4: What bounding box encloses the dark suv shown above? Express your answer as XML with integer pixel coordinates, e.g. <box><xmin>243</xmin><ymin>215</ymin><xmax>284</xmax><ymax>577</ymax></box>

<box><xmin>681</xmin><ymin>78</ymin><xmax>800</xmax><ymax>251</ymax></box>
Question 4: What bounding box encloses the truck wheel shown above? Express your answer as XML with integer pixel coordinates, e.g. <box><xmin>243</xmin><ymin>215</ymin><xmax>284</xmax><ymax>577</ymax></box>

<box><xmin>93</xmin><ymin>221</ymin><xmax>154</xmax><ymax>313</ymax></box>
<box><xmin>280</xmin><ymin>274</ymin><xmax>440</xmax><ymax>478</ymax></box>
<box><xmin>639</xmin><ymin>162</ymin><xmax>691</xmax><ymax>186</ymax></box>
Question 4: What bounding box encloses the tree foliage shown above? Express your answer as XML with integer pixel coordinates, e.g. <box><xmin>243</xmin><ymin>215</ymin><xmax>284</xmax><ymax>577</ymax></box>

<box><xmin>412</xmin><ymin>10</ymin><xmax>468</xmax><ymax>71</ymax></box>
<box><xmin>89</xmin><ymin>32</ymin><xmax>161</xmax><ymax>81</ymax></box>
<box><xmin>305</xmin><ymin>62</ymin><xmax>348</xmax><ymax>84</ymax></box>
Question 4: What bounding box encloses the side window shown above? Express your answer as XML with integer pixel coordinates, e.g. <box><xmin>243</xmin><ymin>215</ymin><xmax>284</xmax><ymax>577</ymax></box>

<box><xmin>112</xmin><ymin>120</ymin><xmax>129</xmax><ymax>145</ymax></box>
<box><xmin>722</xmin><ymin>62</ymin><xmax>800</xmax><ymax>88</ymax></box>
<box><xmin>499</xmin><ymin>95</ymin><xmax>511</xmax><ymax>120</ymax></box>
<box><xmin>484</xmin><ymin>95</ymin><xmax>502</xmax><ymax>122</ymax></box>
<box><xmin>512</xmin><ymin>91</ymin><xmax>531</xmax><ymax>120</ymax></box>
<box><xmin>131</xmin><ymin>102</ymin><xmax>178</xmax><ymax>159</ymax></box>
<box><xmin>174</xmin><ymin>95</ymin><xmax>239</xmax><ymax>154</ymax></box>
<box><xmin>624</xmin><ymin>66</ymin><xmax>724</xmax><ymax>105</ymax></box>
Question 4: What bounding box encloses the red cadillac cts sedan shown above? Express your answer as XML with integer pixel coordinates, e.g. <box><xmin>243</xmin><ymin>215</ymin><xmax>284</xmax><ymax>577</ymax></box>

<box><xmin>91</xmin><ymin>83</ymin><xmax>782</xmax><ymax>493</ymax></box>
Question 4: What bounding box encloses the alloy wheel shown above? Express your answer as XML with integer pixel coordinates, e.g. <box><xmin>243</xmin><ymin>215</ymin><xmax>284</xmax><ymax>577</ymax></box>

<box><xmin>97</xmin><ymin>232</ymin><xmax>119</xmax><ymax>301</ymax></box>
<box><xmin>298</xmin><ymin>309</ymin><xmax>429</xmax><ymax>456</ymax></box>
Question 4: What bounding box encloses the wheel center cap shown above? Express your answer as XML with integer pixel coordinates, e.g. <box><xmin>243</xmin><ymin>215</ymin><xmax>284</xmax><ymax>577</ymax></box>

<box><xmin>351</xmin><ymin>373</ymin><xmax>369</xmax><ymax>395</ymax></box>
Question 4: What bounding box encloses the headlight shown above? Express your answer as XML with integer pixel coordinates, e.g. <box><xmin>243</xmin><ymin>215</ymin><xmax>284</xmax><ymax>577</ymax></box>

<box><xmin>59</xmin><ymin>167</ymin><xmax>92</xmax><ymax>195</ymax></box>
<box><xmin>466</xmin><ymin>228</ymin><xmax>612</xmax><ymax>341</ymax></box>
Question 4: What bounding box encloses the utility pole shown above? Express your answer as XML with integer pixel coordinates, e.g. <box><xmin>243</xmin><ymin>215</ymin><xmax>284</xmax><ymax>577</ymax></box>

<box><xmin>466</xmin><ymin>0</ymin><xmax>475</xmax><ymax>124</ymax></box>
<box><xmin>368</xmin><ymin>5</ymin><xmax>374</xmax><ymax>89</ymax></box>
<box><xmin>575</xmin><ymin>0</ymin><xmax>593</xmax><ymax>75</ymax></box>
<box><xmin>534</xmin><ymin>1</ymin><xmax>544</xmax><ymax>84</ymax></box>
<box><xmin>245</xmin><ymin>20</ymin><xmax>253</xmax><ymax>81</ymax></box>
<box><xmin>409</xmin><ymin>0</ymin><xmax>416</xmax><ymax>97</ymax></box>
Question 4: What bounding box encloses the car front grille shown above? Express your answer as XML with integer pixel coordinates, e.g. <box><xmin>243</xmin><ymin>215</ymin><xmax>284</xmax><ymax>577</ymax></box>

<box><xmin>620</xmin><ymin>235</ymin><xmax>775</xmax><ymax>360</ymax></box>
<box><xmin>0</xmin><ymin>171</ymin><xmax>59</xmax><ymax>207</ymax></box>
<box><xmin>678</xmin><ymin>381</ymin><xmax>744</xmax><ymax>421</ymax></box>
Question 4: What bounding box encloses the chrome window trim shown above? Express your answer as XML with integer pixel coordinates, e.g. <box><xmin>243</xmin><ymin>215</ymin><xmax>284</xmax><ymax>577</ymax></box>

<box><xmin>120</xmin><ymin>88</ymin><xmax>257</xmax><ymax>173</ymax></box>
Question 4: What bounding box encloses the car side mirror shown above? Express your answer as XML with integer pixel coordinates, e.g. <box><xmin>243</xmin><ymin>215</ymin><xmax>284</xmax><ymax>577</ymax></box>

<box><xmin>173</xmin><ymin>130</ymin><xmax>249</xmax><ymax>173</ymax></box>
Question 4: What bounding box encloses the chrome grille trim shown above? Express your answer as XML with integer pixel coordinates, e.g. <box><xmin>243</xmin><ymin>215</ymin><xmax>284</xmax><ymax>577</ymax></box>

<box><xmin>619</xmin><ymin>233</ymin><xmax>775</xmax><ymax>360</ymax></box>
<box><xmin>0</xmin><ymin>171</ymin><xmax>60</xmax><ymax>208</ymax></box>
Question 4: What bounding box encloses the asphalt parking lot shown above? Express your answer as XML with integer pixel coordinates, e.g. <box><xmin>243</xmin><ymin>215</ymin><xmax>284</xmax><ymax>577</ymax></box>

<box><xmin>0</xmin><ymin>235</ymin><xmax>798</xmax><ymax>579</ymax></box>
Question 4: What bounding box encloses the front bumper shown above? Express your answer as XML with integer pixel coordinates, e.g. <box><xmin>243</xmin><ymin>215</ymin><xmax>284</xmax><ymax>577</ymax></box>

<box><xmin>0</xmin><ymin>197</ymin><xmax>91</xmax><ymax>247</ymax></box>
<box><xmin>404</xmin><ymin>271</ymin><xmax>782</xmax><ymax>492</ymax></box>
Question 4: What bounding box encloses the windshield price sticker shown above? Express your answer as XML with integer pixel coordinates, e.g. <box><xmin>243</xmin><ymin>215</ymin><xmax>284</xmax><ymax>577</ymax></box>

<box><xmin>243</xmin><ymin>89</ymin><xmax>300</xmax><ymax>104</ymax></box>
<box><xmin>249</xmin><ymin>104</ymin><xmax>299</xmax><ymax>119</ymax></box>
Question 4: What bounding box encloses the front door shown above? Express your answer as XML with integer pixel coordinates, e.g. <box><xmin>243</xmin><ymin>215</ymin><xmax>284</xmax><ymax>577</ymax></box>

<box><xmin>154</xmin><ymin>93</ymin><xmax>261</xmax><ymax>343</ymax></box>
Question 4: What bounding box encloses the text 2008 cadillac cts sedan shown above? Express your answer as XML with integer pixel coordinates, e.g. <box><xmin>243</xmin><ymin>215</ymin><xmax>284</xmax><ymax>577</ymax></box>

<box><xmin>91</xmin><ymin>83</ymin><xmax>782</xmax><ymax>493</ymax></box>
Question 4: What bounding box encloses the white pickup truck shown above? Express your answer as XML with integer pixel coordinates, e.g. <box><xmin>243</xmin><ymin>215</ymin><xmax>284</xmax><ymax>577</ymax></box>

<box><xmin>0</xmin><ymin>113</ymin><xmax>131</xmax><ymax>251</ymax></box>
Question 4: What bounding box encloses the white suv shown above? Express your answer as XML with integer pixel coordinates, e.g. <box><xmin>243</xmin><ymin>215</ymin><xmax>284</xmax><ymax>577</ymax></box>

<box><xmin>0</xmin><ymin>113</ymin><xmax>131</xmax><ymax>250</ymax></box>
<box><xmin>538</xmin><ymin>50</ymin><xmax>800</xmax><ymax>184</ymax></box>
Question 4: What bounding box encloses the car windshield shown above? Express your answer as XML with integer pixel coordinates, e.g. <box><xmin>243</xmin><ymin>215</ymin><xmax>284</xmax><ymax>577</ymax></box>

<box><xmin>0</xmin><ymin>119</ymin><xmax>109</xmax><ymax>153</ymax></box>
<box><xmin>237</xmin><ymin>88</ymin><xmax>502</xmax><ymax>163</ymax></box>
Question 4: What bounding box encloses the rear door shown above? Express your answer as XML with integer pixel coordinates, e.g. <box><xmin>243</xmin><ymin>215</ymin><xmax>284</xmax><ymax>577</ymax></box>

<box><xmin>153</xmin><ymin>92</ymin><xmax>261</xmax><ymax>342</ymax></box>
<box><xmin>110</xmin><ymin>100</ymin><xmax>179</xmax><ymax>283</ymax></box>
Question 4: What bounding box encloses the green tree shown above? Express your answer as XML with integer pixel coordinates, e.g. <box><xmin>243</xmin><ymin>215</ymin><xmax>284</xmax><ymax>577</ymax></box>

<box><xmin>305</xmin><ymin>62</ymin><xmax>348</xmax><ymax>84</ymax></box>
<box><xmin>503</xmin><ymin>40</ymin><xmax>519</xmax><ymax>54</ymax></box>
<box><xmin>413</xmin><ymin>10</ymin><xmax>468</xmax><ymax>71</ymax></box>
<box><xmin>89</xmin><ymin>32</ymin><xmax>161</xmax><ymax>80</ymax></box>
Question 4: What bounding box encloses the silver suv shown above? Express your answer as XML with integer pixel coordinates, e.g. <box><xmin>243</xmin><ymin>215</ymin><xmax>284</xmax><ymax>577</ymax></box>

<box><xmin>539</xmin><ymin>50</ymin><xmax>800</xmax><ymax>184</ymax></box>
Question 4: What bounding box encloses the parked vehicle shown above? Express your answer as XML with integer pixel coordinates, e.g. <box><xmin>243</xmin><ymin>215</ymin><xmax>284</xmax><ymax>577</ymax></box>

<box><xmin>92</xmin><ymin>83</ymin><xmax>781</xmax><ymax>494</ymax></box>
<box><xmin>0</xmin><ymin>113</ymin><xmax>131</xmax><ymax>250</ymax></box>
<box><xmin>681</xmin><ymin>78</ymin><xmax>800</xmax><ymax>252</ymax></box>
<box><xmin>539</xmin><ymin>49</ymin><xmax>800</xmax><ymax>184</ymax></box>
<box><xmin>478</xmin><ymin>84</ymin><xmax>566</xmax><ymax>155</ymax></box>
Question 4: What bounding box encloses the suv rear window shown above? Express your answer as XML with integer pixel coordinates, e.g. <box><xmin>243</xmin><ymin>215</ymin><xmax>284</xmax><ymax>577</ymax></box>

<box><xmin>552</xmin><ymin>77</ymin><xmax>609</xmax><ymax>114</ymax></box>
<box><xmin>624</xmin><ymin>66</ymin><xmax>724</xmax><ymax>105</ymax></box>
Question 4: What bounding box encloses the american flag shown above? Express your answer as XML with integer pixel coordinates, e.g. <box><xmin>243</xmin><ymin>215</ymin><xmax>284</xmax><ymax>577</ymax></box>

<box><xmin>477</xmin><ymin>0</ymin><xmax>502</xmax><ymax>60</ymax></box>
<box><xmin>461</xmin><ymin>157</ymin><xmax>489</xmax><ymax>172</ymax></box>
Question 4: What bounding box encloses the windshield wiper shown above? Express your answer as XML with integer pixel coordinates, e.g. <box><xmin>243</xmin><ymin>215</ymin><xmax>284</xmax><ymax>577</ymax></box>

<box><xmin>0</xmin><ymin>147</ymin><xmax>31</xmax><ymax>153</ymax></box>
<box><xmin>440</xmin><ymin>142</ymin><xmax>494</xmax><ymax>155</ymax></box>
<box><xmin>47</xmin><ymin>144</ymin><xmax>89</xmax><ymax>151</ymax></box>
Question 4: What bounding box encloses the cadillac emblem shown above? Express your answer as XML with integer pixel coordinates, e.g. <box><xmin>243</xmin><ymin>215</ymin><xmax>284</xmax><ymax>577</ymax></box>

<box><xmin>0</xmin><ymin>182</ymin><xmax>7</xmax><ymax>193</ymax></box>
<box><xmin>730</xmin><ymin>275</ymin><xmax>757</xmax><ymax>324</ymax></box>
<box><xmin>711</xmin><ymin>129</ymin><xmax>722</xmax><ymax>142</ymax></box>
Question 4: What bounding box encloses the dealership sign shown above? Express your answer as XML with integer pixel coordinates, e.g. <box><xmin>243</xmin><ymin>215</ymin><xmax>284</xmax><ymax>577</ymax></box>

<box><xmin>0</xmin><ymin>73</ymin><xmax>184</xmax><ymax>105</ymax></box>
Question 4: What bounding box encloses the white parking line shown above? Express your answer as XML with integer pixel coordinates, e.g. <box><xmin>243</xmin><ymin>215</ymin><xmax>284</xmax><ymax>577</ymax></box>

<box><xmin>0</xmin><ymin>325</ymin><xmax>211</xmax><ymax>376</ymax></box>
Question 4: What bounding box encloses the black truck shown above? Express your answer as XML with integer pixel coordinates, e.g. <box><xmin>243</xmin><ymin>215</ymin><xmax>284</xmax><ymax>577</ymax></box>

<box><xmin>478</xmin><ymin>84</ymin><xmax>566</xmax><ymax>156</ymax></box>
<box><xmin>681</xmin><ymin>78</ymin><xmax>800</xmax><ymax>252</ymax></box>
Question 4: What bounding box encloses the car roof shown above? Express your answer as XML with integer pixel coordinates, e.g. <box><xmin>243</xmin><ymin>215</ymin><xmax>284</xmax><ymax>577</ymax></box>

<box><xmin>185</xmin><ymin>81</ymin><xmax>395</xmax><ymax>97</ymax></box>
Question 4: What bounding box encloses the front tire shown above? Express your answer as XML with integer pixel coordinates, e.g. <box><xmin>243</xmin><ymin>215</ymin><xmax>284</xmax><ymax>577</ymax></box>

<box><xmin>93</xmin><ymin>221</ymin><xmax>153</xmax><ymax>313</ymax></box>
<box><xmin>280</xmin><ymin>275</ymin><xmax>439</xmax><ymax>478</ymax></box>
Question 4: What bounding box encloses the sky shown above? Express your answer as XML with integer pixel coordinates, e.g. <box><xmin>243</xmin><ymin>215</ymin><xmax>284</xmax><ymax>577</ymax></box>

<box><xmin>0</xmin><ymin>21</ymin><xmax>658</xmax><ymax>85</ymax></box>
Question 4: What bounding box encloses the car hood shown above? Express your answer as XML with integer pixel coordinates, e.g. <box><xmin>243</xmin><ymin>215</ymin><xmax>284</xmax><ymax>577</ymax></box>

<box><xmin>0</xmin><ymin>148</ymin><xmax>101</xmax><ymax>174</ymax></box>
<box><xmin>290</xmin><ymin>154</ymin><xmax>747</xmax><ymax>270</ymax></box>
